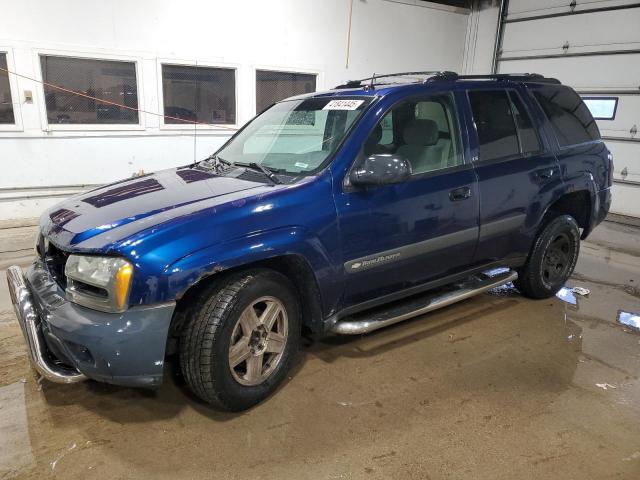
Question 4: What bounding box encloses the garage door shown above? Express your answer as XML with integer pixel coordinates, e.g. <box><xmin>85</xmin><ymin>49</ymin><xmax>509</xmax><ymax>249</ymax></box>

<box><xmin>495</xmin><ymin>0</ymin><xmax>640</xmax><ymax>218</ymax></box>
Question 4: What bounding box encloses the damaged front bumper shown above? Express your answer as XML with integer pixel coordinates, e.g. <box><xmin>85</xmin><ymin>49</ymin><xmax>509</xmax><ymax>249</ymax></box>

<box><xmin>7</xmin><ymin>265</ymin><xmax>86</xmax><ymax>383</ymax></box>
<box><xmin>6</xmin><ymin>260</ymin><xmax>175</xmax><ymax>387</ymax></box>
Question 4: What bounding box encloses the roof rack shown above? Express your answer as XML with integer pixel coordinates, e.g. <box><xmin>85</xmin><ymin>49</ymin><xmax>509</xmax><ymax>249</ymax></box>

<box><xmin>333</xmin><ymin>71</ymin><xmax>560</xmax><ymax>89</ymax></box>
<box><xmin>428</xmin><ymin>72</ymin><xmax>562</xmax><ymax>84</ymax></box>
<box><xmin>334</xmin><ymin>71</ymin><xmax>448</xmax><ymax>89</ymax></box>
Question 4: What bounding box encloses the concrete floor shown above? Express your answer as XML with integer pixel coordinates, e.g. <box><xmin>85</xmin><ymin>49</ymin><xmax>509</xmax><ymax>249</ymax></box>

<box><xmin>1</xmin><ymin>221</ymin><xmax>639</xmax><ymax>479</ymax></box>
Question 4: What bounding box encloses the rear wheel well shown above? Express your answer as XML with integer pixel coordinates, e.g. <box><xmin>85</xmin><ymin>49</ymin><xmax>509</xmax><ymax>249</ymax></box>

<box><xmin>169</xmin><ymin>255</ymin><xmax>324</xmax><ymax>344</ymax></box>
<box><xmin>545</xmin><ymin>191</ymin><xmax>591</xmax><ymax>231</ymax></box>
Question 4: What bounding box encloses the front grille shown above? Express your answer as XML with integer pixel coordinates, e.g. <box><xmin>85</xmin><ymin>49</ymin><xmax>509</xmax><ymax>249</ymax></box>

<box><xmin>39</xmin><ymin>235</ymin><xmax>69</xmax><ymax>289</ymax></box>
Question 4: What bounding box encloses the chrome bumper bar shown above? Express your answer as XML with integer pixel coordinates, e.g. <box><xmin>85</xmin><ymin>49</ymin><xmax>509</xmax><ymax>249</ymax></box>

<box><xmin>6</xmin><ymin>265</ymin><xmax>86</xmax><ymax>384</ymax></box>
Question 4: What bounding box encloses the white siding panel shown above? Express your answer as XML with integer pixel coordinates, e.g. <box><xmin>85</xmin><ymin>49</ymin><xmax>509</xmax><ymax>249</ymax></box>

<box><xmin>611</xmin><ymin>182</ymin><xmax>640</xmax><ymax>217</ymax></box>
<box><xmin>607</xmin><ymin>141</ymin><xmax>640</xmax><ymax>182</ymax></box>
<box><xmin>589</xmin><ymin>95</ymin><xmax>640</xmax><ymax>135</ymax></box>
<box><xmin>502</xmin><ymin>9</ymin><xmax>640</xmax><ymax>56</ymax></box>
<box><xmin>498</xmin><ymin>54</ymin><xmax>640</xmax><ymax>89</ymax></box>
<box><xmin>507</xmin><ymin>0</ymin><xmax>639</xmax><ymax>20</ymax></box>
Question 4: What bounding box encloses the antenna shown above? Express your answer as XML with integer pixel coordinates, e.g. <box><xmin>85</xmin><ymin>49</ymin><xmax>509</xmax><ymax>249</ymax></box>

<box><xmin>193</xmin><ymin>60</ymin><xmax>198</xmax><ymax>163</ymax></box>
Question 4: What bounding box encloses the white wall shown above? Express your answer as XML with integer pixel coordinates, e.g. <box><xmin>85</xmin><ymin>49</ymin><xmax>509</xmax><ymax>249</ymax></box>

<box><xmin>462</xmin><ymin>0</ymin><xmax>499</xmax><ymax>74</ymax></box>
<box><xmin>0</xmin><ymin>0</ymin><xmax>470</xmax><ymax>224</ymax></box>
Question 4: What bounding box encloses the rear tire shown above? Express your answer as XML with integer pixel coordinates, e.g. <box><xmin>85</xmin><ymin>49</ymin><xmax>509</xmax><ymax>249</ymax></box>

<box><xmin>515</xmin><ymin>215</ymin><xmax>580</xmax><ymax>299</ymax></box>
<box><xmin>179</xmin><ymin>269</ymin><xmax>300</xmax><ymax>411</ymax></box>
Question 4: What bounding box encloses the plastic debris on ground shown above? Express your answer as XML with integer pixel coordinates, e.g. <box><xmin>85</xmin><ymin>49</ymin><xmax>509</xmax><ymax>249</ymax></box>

<box><xmin>571</xmin><ymin>286</ymin><xmax>590</xmax><ymax>296</ymax></box>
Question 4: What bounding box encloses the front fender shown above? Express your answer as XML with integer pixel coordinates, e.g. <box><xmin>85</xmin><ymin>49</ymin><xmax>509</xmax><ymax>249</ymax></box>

<box><xmin>163</xmin><ymin>226</ymin><xmax>342</xmax><ymax>316</ymax></box>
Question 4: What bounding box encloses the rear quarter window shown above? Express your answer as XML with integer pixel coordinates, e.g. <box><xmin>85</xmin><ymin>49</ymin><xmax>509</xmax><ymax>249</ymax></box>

<box><xmin>533</xmin><ymin>85</ymin><xmax>600</xmax><ymax>147</ymax></box>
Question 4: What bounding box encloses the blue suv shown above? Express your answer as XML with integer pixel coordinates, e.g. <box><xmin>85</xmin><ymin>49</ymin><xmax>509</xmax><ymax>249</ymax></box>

<box><xmin>8</xmin><ymin>72</ymin><xmax>612</xmax><ymax>410</ymax></box>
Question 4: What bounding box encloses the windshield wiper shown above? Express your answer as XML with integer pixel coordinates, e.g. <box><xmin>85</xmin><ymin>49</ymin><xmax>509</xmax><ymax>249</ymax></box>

<box><xmin>198</xmin><ymin>154</ymin><xmax>231</xmax><ymax>171</ymax></box>
<box><xmin>233</xmin><ymin>162</ymin><xmax>282</xmax><ymax>184</ymax></box>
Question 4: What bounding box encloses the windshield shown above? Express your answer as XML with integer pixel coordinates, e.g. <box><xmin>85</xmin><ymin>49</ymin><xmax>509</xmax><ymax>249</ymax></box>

<box><xmin>215</xmin><ymin>97</ymin><xmax>372</xmax><ymax>175</ymax></box>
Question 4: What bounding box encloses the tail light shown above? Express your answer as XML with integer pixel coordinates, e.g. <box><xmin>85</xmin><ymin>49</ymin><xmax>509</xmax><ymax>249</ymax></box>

<box><xmin>607</xmin><ymin>151</ymin><xmax>614</xmax><ymax>187</ymax></box>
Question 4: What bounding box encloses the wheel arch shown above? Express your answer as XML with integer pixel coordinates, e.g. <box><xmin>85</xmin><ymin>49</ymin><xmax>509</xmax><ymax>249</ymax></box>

<box><xmin>539</xmin><ymin>189</ymin><xmax>593</xmax><ymax>239</ymax></box>
<box><xmin>169</xmin><ymin>252</ymin><xmax>327</xmax><ymax>341</ymax></box>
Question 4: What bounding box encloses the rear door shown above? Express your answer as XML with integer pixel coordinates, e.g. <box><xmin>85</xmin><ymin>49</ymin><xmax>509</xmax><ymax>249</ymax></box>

<box><xmin>465</xmin><ymin>86</ymin><xmax>563</xmax><ymax>265</ymax></box>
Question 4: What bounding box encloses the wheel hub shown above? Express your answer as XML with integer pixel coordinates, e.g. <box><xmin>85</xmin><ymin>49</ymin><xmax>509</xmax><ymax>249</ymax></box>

<box><xmin>249</xmin><ymin>325</ymin><xmax>269</xmax><ymax>355</ymax></box>
<box><xmin>542</xmin><ymin>233</ymin><xmax>572</xmax><ymax>286</ymax></box>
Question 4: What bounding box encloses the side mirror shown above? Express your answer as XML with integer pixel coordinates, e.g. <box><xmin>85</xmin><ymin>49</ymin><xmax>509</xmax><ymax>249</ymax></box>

<box><xmin>349</xmin><ymin>153</ymin><xmax>412</xmax><ymax>187</ymax></box>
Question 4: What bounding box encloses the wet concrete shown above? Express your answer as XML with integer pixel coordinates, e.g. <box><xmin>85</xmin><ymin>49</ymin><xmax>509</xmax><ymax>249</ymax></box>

<box><xmin>1</xmin><ymin>221</ymin><xmax>639</xmax><ymax>479</ymax></box>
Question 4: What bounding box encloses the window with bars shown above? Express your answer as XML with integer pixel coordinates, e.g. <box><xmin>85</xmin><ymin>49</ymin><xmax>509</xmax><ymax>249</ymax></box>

<box><xmin>161</xmin><ymin>64</ymin><xmax>236</xmax><ymax>125</ymax></box>
<box><xmin>0</xmin><ymin>53</ymin><xmax>15</xmax><ymax>124</ymax></box>
<box><xmin>256</xmin><ymin>70</ymin><xmax>316</xmax><ymax>114</ymax></box>
<box><xmin>40</xmin><ymin>55</ymin><xmax>139</xmax><ymax>125</ymax></box>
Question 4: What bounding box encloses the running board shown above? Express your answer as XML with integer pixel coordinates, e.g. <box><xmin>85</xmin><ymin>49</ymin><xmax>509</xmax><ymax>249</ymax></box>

<box><xmin>331</xmin><ymin>269</ymin><xmax>518</xmax><ymax>335</ymax></box>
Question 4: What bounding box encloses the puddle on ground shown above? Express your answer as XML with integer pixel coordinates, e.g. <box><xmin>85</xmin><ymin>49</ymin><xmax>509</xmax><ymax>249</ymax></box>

<box><xmin>617</xmin><ymin>310</ymin><xmax>640</xmax><ymax>333</ymax></box>
<box><xmin>556</xmin><ymin>286</ymin><xmax>578</xmax><ymax>306</ymax></box>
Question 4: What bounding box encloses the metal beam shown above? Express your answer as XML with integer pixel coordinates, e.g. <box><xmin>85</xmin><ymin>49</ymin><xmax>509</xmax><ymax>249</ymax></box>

<box><xmin>500</xmin><ymin>48</ymin><xmax>640</xmax><ymax>62</ymax></box>
<box><xmin>614</xmin><ymin>178</ymin><xmax>640</xmax><ymax>186</ymax></box>
<box><xmin>505</xmin><ymin>2</ymin><xmax>640</xmax><ymax>23</ymax></box>
<box><xmin>603</xmin><ymin>136</ymin><xmax>640</xmax><ymax>143</ymax></box>
<box><xmin>577</xmin><ymin>89</ymin><xmax>640</xmax><ymax>95</ymax></box>
<box><xmin>491</xmin><ymin>0</ymin><xmax>508</xmax><ymax>74</ymax></box>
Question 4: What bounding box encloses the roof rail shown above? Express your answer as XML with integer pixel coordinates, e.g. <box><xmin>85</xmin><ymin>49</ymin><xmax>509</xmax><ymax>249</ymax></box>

<box><xmin>334</xmin><ymin>71</ymin><xmax>449</xmax><ymax>89</ymax></box>
<box><xmin>427</xmin><ymin>72</ymin><xmax>562</xmax><ymax>84</ymax></box>
<box><xmin>334</xmin><ymin>71</ymin><xmax>561</xmax><ymax>89</ymax></box>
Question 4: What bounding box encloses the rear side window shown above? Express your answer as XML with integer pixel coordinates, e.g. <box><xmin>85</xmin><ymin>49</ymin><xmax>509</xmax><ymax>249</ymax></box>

<box><xmin>468</xmin><ymin>90</ymin><xmax>519</xmax><ymax>161</ymax></box>
<box><xmin>533</xmin><ymin>85</ymin><xmax>600</xmax><ymax>146</ymax></box>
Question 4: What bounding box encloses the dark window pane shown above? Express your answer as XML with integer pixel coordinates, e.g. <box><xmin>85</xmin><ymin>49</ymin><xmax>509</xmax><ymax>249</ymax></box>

<box><xmin>533</xmin><ymin>85</ymin><xmax>600</xmax><ymax>146</ymax></box>
<box><xmin>256</xmin><ymin>70</ymin><xmax>316</xmax><ymax>113</ymax></box>
<box><xmin>162</xmin><ymin>65</ymin><xmax>236</xmax><ymax>125</ymax></box>
<box><xmin>0</xmin><ymin>53</ymin><xmax>15</xmax><ymax>124</ymax></box>
<box><xmin>469</xmin><ymin>90</ymin><xmax>519</xmax><ymax>161</ymax></box>
<box><xmin>40</xmin><ymin>56</ymin><xmax>138</xmax><ymax>125</ymax></box>
<box><xmin>508</xmin><ymin>91</ymin><xmax>540</xmax><ymax>154</ymax></box>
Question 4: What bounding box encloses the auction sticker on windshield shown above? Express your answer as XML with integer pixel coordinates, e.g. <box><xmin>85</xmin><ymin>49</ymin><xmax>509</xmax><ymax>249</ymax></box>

<box><xmin>323</xmin><ymin>99</ymin><xmax>364</xmax><ymax>110</ymax></box>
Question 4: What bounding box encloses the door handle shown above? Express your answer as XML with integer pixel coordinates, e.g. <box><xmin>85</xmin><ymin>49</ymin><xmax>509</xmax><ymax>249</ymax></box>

<box><xmin>449</xmin><ymin>186</ymin><xmax>472</xmax><ymax>202</ymax></box>
<box><xmin>535</xmin><ymin>167</ymin><xmax>557</xmax><ymax>180</ymax></box>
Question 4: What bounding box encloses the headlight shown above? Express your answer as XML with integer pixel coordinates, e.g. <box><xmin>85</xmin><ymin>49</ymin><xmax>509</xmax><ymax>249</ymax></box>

<box><xmin>65</xmin><ymin>255</ymin><xmax>134</xmax><ymax>313</ymax></box>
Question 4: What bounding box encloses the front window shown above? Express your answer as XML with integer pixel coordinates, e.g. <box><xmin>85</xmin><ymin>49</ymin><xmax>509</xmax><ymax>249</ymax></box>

<box><xmin>215</xmin><ymin>97</ymin><xmax>372</xmax><ymax>175</ymax></box>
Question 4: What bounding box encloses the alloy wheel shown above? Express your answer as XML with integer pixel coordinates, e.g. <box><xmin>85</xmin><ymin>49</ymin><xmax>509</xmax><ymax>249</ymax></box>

<box><xmin>228</xmin><ymin>296</ymin><xmax>289</xmax><ymax>386</ymax></box>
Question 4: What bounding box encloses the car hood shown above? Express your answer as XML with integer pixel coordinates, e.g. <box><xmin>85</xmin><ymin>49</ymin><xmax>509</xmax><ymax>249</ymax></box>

<box><xmin>41</xmin><ymin>166</ymin><xmax>272</xmax><ymax>250</ymax></box>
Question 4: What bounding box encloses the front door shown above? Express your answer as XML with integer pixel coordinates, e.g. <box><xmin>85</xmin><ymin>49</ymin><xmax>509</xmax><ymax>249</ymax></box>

<box><xmin>334</xmin><ymin>92</ymin><xmax>480</xmax><ymax>307</ymax></box>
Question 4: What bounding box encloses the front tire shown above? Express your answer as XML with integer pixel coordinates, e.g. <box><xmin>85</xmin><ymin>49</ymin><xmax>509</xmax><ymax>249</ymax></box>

<box><xmin>515</xmin><ymin>215</ymin><xmax>580</xmax><ymax>299</ymax></box>
<box><xmin>179</xmin><ymin>269</ymin><xmax>300</xmax><ymax>411</ymax></box>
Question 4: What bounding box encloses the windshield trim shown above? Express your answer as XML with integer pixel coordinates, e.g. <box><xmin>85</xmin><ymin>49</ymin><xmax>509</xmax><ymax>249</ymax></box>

<box><xmin>207</xmin><ymin>95</ymin><xmax>379</xmax><ymax>179</ymax></box>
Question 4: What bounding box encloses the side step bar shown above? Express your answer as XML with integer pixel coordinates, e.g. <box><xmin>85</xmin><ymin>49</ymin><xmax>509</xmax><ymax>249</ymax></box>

<box><xmin>331</xmin><ymin>269</ymin><xmax>518</xmax><ymax>335</ymax></box>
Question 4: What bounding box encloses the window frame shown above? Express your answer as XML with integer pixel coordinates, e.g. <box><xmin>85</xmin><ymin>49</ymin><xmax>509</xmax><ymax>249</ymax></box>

<box><xmin>35</xmin><ymin>49</ymin><xmax>145</xmax><ymax>132</ymax></box>
<box><xmin>466</xmin><ymin>87</ymin><xmax>542</xmax><ymax>165</ymax></box>
<box><xmin>0</xmin><ymin>47</ymin><xmax>23</xmax><ymax>132</ymax></box>
<box><xmin>506</xmin><ymin>89</ymin><xmax>543</xmax><ymax>157</ymax></box>
<box><xmin>157</xmin><ymin>58</ymin><xmax>240</xmax><ymax>131</ymax></box>
<box><xmin>581</xmin><ymin>96</ymin><xmax>618</xmax><ymax>120</ymax></box>
<box><xmin>251</xmin><ymin>64</ymin><xmax>323</xmax><ymax>116</ymax></box>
